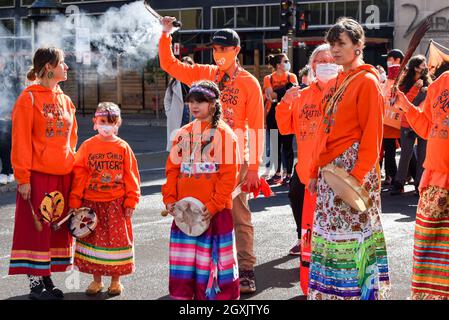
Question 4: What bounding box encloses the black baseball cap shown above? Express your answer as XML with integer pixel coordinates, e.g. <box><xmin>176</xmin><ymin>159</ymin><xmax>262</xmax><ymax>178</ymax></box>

<box><xmin>382</xmin><ymin>49</ymin><xmax>405</xmax><ymax>61</ymax></box>
<box><xmin>209</xmin><ymin>29</ymin><xmax>240</xmax><ymax>47</ymax></box>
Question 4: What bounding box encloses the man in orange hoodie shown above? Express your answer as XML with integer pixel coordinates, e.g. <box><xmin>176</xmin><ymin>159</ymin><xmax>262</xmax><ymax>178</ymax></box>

<box><xmin>158</xmin><ymin>17</ymin><xmax>264</xmax><ymax>294</ymax></box>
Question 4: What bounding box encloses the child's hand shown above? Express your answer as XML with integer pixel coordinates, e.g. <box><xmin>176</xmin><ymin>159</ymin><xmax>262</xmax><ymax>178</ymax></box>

<box><xmin>201</xmin><ymin>207</ymin><xmax>213</xmax><ymax>222</ymax></box>
<box><xmin>124</xmin><ymin>207</ymin><xmax>134</xmax><ymax>218</ymax></box>
<box><xmin>165</xmin><ymin>203</ymin><xmax>176</xmax><ymax>217</ymax></box>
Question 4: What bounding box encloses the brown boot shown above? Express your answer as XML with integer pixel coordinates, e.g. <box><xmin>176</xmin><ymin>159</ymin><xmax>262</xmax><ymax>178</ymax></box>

<box><xmin>85</xmin><ymin>281</ymin><xmax>104</xmax><ymax>296</ymax></box>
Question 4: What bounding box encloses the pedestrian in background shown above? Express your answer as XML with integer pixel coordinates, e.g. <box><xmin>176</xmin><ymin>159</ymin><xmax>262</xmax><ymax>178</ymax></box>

<box><xmin>164</xmin><ymin>56</ymin><xmax>195</xmax><ymax>151</ymax></box>
<box><xmin>391</xmin><ymin>55</ymin><xmax>431</xmax><ymax>196</ymax></box>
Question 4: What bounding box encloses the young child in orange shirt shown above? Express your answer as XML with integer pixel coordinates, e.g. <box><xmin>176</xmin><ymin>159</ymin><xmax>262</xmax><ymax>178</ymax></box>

<box><xmin>69</xmin><ymin>102</ymin><xmax>140</xmax><ymax>296</ymax></box>
<box><xmin>162</xmin><ymin>80</ymin><xmax>240</xmax><ymax>300</ymax></box>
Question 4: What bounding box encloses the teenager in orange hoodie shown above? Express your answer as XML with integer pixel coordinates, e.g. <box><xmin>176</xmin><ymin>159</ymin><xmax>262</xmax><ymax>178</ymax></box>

<box><xmin>69</xmin><ymin>102</ymin><xmax>140</xmax><ymax>297</ymax></box>
<box><xmin>306</xmin><ymin>18</ymin><xmax>390</xmax><ymax>300</ymax></box>
<box><xmin>275</xmin><ymin>44</ymin><xmax>337</xmax><ymax>256</ymax></box>
<box><xmin>263</xmin><ymin>53</ymin><xmax>298</xmax><ymax>185</ymax></box>
<box><xmin>159</xmin><ymin>17</ymin><xmax>264</xmax><ymax>293</ymax></box>
<box><xmin>162</xmin><ymin>80</ymin><xmax>240</xmax><ymax>300</ymax></box>
<box><xmin>396</xmin><ymin>71</ymin><xmax>449</xmax><ymax>300</ymax></box>
<box><xmin>9</xmin><ymin>47</ymin><xmax>77</xmax><ymax>300</ymax></box>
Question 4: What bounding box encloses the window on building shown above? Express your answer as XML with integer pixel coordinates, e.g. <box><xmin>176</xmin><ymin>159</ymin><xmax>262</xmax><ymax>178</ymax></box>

<box><xmin>212</xmin><ymin>7</ymin><xmax>235</xmax><ymax>29</ymax></box>
<box><xmin>20</xmin><ymin>18</ymin><xmax>31</xmax><ymax>37</ymax></box>
<box><xmin>180</xmin><ymin>9</ymin><xmax>202</xmax><ymax>30</ymax></box>
<box><xmin>362</xmin><ymin>0</ymin><xmax>394</xmax><ymax>23</ymax></box>
<box><xmin>297</xmin><ymin>2</ymin><xmax>326</xmax><ymax>26</ymax></box>
<box><xmin>0</xmin><ymin>19</ymin><xmax>15</xmax><ymax>35</ymax></box>
<box><xmin>328</xmin><ymin>1</ymin><xmax>362</xmax><ymax>23</ymax></box>
<box><xmin>0</xmin><ymin>0</ymin><xmax>14</xmax><ymax>7</ymax></box>
<box><xmin>21</xmin><ymin>0</ymin><xmax>34</xmax><ymax>6</ymax></box>
<box><xmin>265</xmin><ymin>4</ymin><xmax>280</xmax><ymax>27</ymax></box>
<box><xmin>236</xmin><ymin>6</ymin><xmax>264</xmax><ymax>28</ymax></box>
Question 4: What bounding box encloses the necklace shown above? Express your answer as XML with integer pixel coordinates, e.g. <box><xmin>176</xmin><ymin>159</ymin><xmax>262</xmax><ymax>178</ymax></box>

<box><xmin>188</xmin><ymin>120</ymin><xmax>213</xmax><ymax>177</ymax></box>
<box><xmin>215</xmin><ymin>65</ymin><xmax>241</xmax><ymax>92</ymax></box>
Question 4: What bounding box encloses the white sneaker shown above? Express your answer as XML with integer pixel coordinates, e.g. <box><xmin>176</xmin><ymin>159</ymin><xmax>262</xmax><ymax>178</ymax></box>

<box><xmin>7</xmin><ymin>174</ymin><xmax>15</xmax><ymax>183</ymax></box>
<box><xmin>0</xmin><ymin>174</ymin><xmax>7</xmax><ymax>185</ymax></box>
<box><xmin>261</xmin><ymin>168</ymin><xmax>271</xmax><ymax>179</ymax></box>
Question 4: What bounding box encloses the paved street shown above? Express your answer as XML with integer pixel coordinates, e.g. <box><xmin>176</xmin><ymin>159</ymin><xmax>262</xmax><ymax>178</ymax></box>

<box><xmin>0</xmin><ymin>115</ymin><xmax>419</xmax><ymax>300</ymax></box>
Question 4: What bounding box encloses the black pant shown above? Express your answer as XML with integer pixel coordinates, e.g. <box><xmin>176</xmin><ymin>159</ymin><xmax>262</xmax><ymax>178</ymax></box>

<box><xmin>288</xmin><ymin>167</ymin><xmax>305</xmax><ymax>239</ymax></box>
<box><xmin>0</xmin><ymin>130</ymin><xmax>12</xmax><ymax>175</ymax></box>
<box><xmin>276</xmin><ymin>133</ymin><xmax>294</xmax><ymax>175</ymax></box>
<box><xmin>382</xmin><ymin>138</ymin><xmax>398</xmax><ymax>181</ymax></box>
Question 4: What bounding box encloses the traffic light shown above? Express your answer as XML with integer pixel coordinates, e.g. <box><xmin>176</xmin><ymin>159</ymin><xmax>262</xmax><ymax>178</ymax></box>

<box><xmin>280</xmin><ymin>0</ymin><xmax>295</xmax><ymax>35</ymax></box>
<box><xmin>296</xmin><ymin>10</ymin><xmax>309</xmax><ymax>35</ymax></box>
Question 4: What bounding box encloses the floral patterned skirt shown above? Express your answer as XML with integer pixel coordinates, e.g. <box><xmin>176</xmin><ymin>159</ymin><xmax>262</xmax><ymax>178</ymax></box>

<box><xmin>307</xmin><ymin>142</ymin><xmax>391</xmax><ymax>300</ymax></box>
<box><xmin>74</xmin><ymin>198</ymin><xmax>134</xmax><ymax>276</ymax></box>
<box><xmin>412</xmin><ymin>185</ymin><xmax>449</xmax><ymax>300</ymax></box>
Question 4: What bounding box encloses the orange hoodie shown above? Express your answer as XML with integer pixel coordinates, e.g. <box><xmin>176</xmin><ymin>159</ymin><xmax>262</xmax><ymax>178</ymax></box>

<box><xmin>162</xmin><ymin>119</ymin><xmax>240</xmax><ymax>215</ymax></box>
<box><xmin>276</xmin><ymin>81</ymin><xmax>326</xmax><ymax>185</ymax></box>
<box><xmin>69</xmin><ymin>136</ymin><xmax>141</xmax><ymax>209</ymax></box>
<box><xmin>11</xmin><ymin>84</ymin><xmax>78</xmax><ymax>185</ymax></box>
<box><xmin>263</xmin><ymin>71</ymin><xmax>298</xmax><ymax>91</ymax></box>
<box><xmin>158</xmin><ymin>33</ymin><xmax>264</xmax><ymax>172</ymax></box>
<box><xmin>310</xmin><ymin>64</ymin><xmax>384</xmax><ymax>183</ymax></box>
<box><xmin>405</xmin><ymin>71</ymin><xmax>449</xmax><ymax>177</ymax></box>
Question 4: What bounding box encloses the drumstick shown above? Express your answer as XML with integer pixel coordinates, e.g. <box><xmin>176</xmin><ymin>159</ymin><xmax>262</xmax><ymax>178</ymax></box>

<box><xmin>161</xmin><ymin>210</ymin><xmax>169</xmax><ymax>217</ymax></box>
<box><xmin>28</xmin><ymin>199</ymin><xmax>43</xmax><ymax>232</ymax></box>
<box><xmin>144</xmin><ymin>1</ymin><xmax>182</xmax><ymax>28</ymax></box>
<box><xmin>52</xmin><ymin>210</ymin><xmax>74</xmax><ymax>231</ymax></box>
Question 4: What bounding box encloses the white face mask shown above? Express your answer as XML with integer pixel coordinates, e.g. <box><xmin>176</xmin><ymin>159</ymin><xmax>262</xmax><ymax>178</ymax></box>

<box><xmin>315</xmin><ymin>63</ymin><xmax>339</xmax><ymax>83</ymax></box>
<box><xmin>96</xmin><ymin>124</ymin><xmax>117</xmax><ymax>137</ymax></box>
<box><xmin>380</xmin><ymin>72</ymin><xmax>387</xmax><ymax>83</ymax></box>
<box><xmin>284</xmin><ymin>62</ymin><xmax>291</xmax><ymax>72</ymax></box>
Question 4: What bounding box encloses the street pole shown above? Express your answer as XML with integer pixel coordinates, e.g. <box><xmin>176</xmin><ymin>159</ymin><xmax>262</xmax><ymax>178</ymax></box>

<box><xmin>287</xmin><ymin>29</ymin><xmax>294</xmax><ymax>68</ymax></box>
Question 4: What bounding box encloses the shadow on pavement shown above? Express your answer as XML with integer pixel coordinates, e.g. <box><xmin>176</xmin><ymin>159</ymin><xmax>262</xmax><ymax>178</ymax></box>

<box><xmin>380</xmin><ymin>191</ymin><xmax>419</xmax><ymax>223</ymax></box>
<box><xmin>249</xmin><ymin>184</ymin><xmax>290</xmax><ymax>213</ymax></box>
<box><xmin>6</xmin><ymin>292</ymin><xmax>116</xmax><ymax>301</ymax></box>
<box><xmin>241</xmin><ymin>255</ymin><xmax>302</xmax><ymax>300</ymax></box>
<box><xmin>141</xmin><ymin>184</ymin><xmax>164</xmax><ymax>196</ymax></box>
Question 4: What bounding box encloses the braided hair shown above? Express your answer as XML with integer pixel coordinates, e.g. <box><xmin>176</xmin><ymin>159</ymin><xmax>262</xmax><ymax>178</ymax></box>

<box><xmin>185</xmin><ymin>80</ymin><xmax>222</xmax><ymax>128</ymax></box>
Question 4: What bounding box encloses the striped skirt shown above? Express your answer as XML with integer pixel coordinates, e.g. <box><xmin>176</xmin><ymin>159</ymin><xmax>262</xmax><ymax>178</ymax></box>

<box><xmin>9</xmin><ymin>171</ymin><xmax>73</xmax><ymax>276</ymax></box>
<box><xmin>74</xmin><ymin>198</ymin><xmax>134</xmax><ymax>276</ymax></box>
<box><xmin>169</xmin><ymin>208</ymin><xmax>239</xmax><ymax>300</ymax></box>
<box><xmin>307</xmin><ymin>143</ymin><xmax>391</xmax><ymax>300</ymax></box>
<box><xmin>412</xmin><ymin>185</ymin><xmax>449</xmax><ymax>300</ymax></box>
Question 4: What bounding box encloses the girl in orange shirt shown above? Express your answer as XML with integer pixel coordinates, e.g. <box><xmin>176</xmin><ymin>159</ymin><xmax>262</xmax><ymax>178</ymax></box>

<box><xmin>9</xmin><ymin>47</ymin><xmax>77</xmax><ymax>300</ymax></box>
<box><xmin>162</xmin><ymin>80</ymin><xmax>240</xmax><ymax>300</ymax></box>
<box><xmin>307</xmin><ymin>18</ymin><xmax>390</xmax><ymax>300</ymax></box>
<box><xmin>69</xmin><ymin>102</ymin><xmax>141</xmax><ymax>296</ymax></box>
<box><xmin>396</xmin><ymin>71</ymin><xmax>449</xmax><ymax>299</ymax></box>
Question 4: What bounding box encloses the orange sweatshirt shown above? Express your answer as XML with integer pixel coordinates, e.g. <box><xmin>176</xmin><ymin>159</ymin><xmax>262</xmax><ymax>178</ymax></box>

<box><xmin>381</xmin><ymin>79</ymin><xmax>401</xmax><ymax>139</ymax></box>
<box><xmin>263</xmin><ymin>72</ymin><xmax>298</xmax><ymax>91</ymax></box>
<box><xmin>158</xmin><ymin>33</ymin><xmax>264</xmax><ymax>172</ymax></box>
<box><xmin>276</xmin><ymin>81</ymin><xmax>326</xmax><ymax>185</ymax></box>
<box><xmin>69</xmin><ymin>136</ymin><xmax>141</xmax><ymax>209</ymax></box>
<box><xmin>11</xmin><ymin>84</ymin><xmax>78</xmax><ymax>185</ymax></box>
<box><xmin>310</xmin><ymin>64</ymin><xmax>384</xmax><ymax>183</ymax></box>
<box><xmin>405</xmin><ymin>71</ymin><xmax>449</xmax><ymax>174</ymax></box>
<box><xmin>162</xmin><ymin>119</ymin><xmax>240</xmax><ymax>215</ymax></box>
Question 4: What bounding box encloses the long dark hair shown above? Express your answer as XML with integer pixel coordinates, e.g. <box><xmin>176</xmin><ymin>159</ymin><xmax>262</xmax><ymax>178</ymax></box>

<box><xmin>399</xmin><ymin>55</ymin><xmax>433</xmax><ymax>94</ymax></box>
<box><xmin>184</xmin><ymin>80</ymin><xmax>222</xmax><ymax>128</ymax></box>
<box><xmin>266</xmin><ymin>53</ymin><xmax>287</xmax><ymax>70</ymax></box>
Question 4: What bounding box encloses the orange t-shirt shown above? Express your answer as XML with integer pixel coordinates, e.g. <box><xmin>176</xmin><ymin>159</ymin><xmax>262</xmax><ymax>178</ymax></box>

<box><xmin>310</xmin><ymin>64</ymin><xmax>384</xmax><ymax>183</ymax></box>
<box><xmin>11</xmin><ymin>84</ymin><xmax>78</xmax><ymax>185</ymax></box>
<box><xmin>405</xmin><ymin>71</ymin><xmax>449</xmax><ymax>181</ymax></box>
<box><xmin>263</xmin><ymin>72</ymin><xmax>298</xmax><ymax>91</ymax></box>
<box><xmin>162</xmin><ymin>119</ymin><xmax>240</xmax><ymax>215</ymax></box>
<box><xmin>381</xmin><ymin>79</ymin><xmax>401</xmax><ymax>139</ymax></box>
<box><xmin>276</xmin><ymin>81</ymin><xmax>326</xmax><ymax>185</ymax></box>
<box><xmin>69</xmin><ymin>136</ymin><xmax>141</xmax><ymax>209</ymax></box>
<box><xmin>159</xmin><ymin>32</ymin><xmax>264</xmax><ymax>172</ymax></box>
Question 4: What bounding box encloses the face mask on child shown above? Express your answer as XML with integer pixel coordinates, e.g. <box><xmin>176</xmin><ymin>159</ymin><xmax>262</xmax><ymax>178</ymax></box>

<box><xmin>315</xmin><ymin>63</ymin><xmax>339</xmax><ymax>83</ymax></box>
<box><xmin>94</xmin><ymin>124</ymin><xmax>117</xmax><ymax>137</ymax></box>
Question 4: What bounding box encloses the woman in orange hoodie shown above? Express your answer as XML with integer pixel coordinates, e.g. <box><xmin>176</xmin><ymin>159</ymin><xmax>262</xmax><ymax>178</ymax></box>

<box><xmin>396</xmin><ymin>71</ymin><xmax>449</xmax><ymax>299</ymax></box>
<box><xmin>162</xmin><ymin>80</ymin><xmax>240</xmax><ymax>300</ymax></box>
<box><xmin>9</xmin><ymin>47</ymin><xmax>77</xmax><ymax>300</ymax></box>
<box><xmin>69</xmin><ymin>102</ymin><xmax>140</xmax><ymax>297</ymax></box>
<box><xmin>275</xmin><ymin>44</ymin><xmax>337</xmax><ymax>257</ymax></box>
<box><xmin>307</xmin><ymin>18</ymin><xmax>390</xmax><ymax>300</ymax></box>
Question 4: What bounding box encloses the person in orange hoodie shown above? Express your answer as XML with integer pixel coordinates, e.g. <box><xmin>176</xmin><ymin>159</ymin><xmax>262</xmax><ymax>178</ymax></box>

<box><xmin>69</xmin><ymin>102</ymin><xmax>140</xmax><ymax>297</ymax></box>
<box><xmin>396</xmin><ymin>71</ymin><xmax>449</xmax><ymax>300</ymax></box>
<box><xmin>9</xmin><ymin>47</ymin><xmax>77</xmax><ymax>300</ymax></box>
<box><xmin>275</xmin><ymin>44</ymin><xmax>337</xmax><ymax>257</ymax></box>
<box><xmin>307</xmin><ymin>18</ymin><xmax>390</xmax><ymax>300</ymax></box>
<box><xmin>158</xmin><ymin>17</ymin><xmax>264</xmax><ymax>294</ymax></box>
<box><xmin>263</xmin><ymin>53</ymin><xmax>298</xmax><ymax>185</ymax></box>
<box><xmin>390</xmin><ymin>55</ymin><xmax>432</xmax><ymax>196</ymax></box>
<box><xmin>162</xmin><ymin>80</ymin><xmax>240</xmax><ymax>300</ymax></box>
